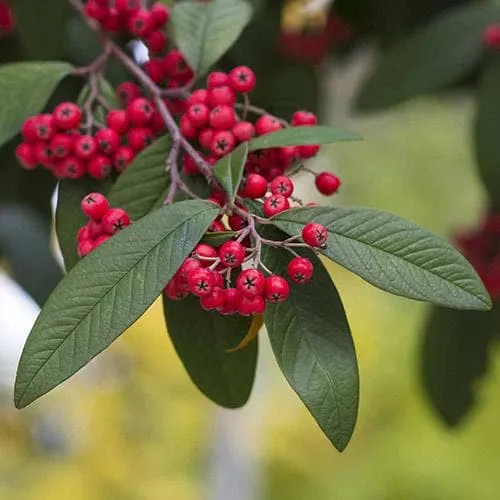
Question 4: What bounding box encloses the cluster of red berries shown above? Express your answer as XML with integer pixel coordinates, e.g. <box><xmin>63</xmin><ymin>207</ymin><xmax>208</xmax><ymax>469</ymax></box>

<box><xmin>15</xmin><ymin>96</ymin><xmax>166</xmax><ymax>178</ymax></box>
<box><xmin>78</xmin><ymin>192</ymin><xmax>131</xmax><ymax>257</ymax></box>
<box><xmin>179</xmin><ymin>66</ymin><xmax>322</xmax><ymax>179</ymax></box>
<box><xmin>0</xmin><ymin>1</ymin><xmax>13</xmax><ymax>35</ymax></box>
<box><xmin>483</xmin><ymin>24</ymin><xmax>500</xmax><ymax>50</ymax></box>
<box><xmin>165</xmin><ymin>222</ymin><xmax>328</xmax><ymax>316</ymax></box>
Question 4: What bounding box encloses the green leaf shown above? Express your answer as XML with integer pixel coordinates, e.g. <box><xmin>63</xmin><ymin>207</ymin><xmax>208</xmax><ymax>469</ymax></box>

<box><xmin>356</xmin><ymin>4</ymin><xmax>500</xmax><ymax>111</ymax></box>
<box><xmin>271</xmin><ymin>206</ymin><xmax>492</xmax><ymax>310</ymax></box>
<box><xmin>11</xmin><ymin>0</ymin><xmax>70</xmax><ymax>60</ymax></box>
<box><xmin>108</xmin><ymin>136</ymin><xmax>171</xmax><ymax>221</ymax></box>
<box><xmin>77</xmin><ymin>78</ymin><xmax>119</xmax><ymax>120</ymax></box>
<box><xmin>56</xmin><ymin>178</ymin><xmax>111</xmax><ymax>272</ymax></box>
<box><xmin>0</xmin><ymin>62</ymin><xmax>73</xmax><ymax>148</ymax></box>
<box><xmin>474</xmin><ymin>56</ymin><xmax>500</xmax><ymax>204</ymax></box>
<box><xmin>14</xmin><ymin>200</ymin><xmax>219</xmax><ymax>409</ymax></box>
<box><xmin>263</xmin><ymin>242</ymin><xmax>359</xmax><ymax>451</ymax></box>
<box><xmin>163</xmin><ymin>296</ymin><xmax>257</xmax><ymax>408</ymax></box>
<box><xmin>201</xmin><ymin>231</ymin><xmax>237</xmax><ymax>246</ymax></box>
<box><xmin>213</xmin><ymin>142</ymin><xmax>249</xmax><ymax>203</ymax></box>
<box><xmin>248</xmin><ymin>126</ymin><xmax>361</xmax><ymax>151</ymax></box>
<box><xmin>421</xmin><ymin>306</ymin><xmax>500</xmax><ymax>426</ymax></box>
<box><xmin>171</xmin><ymin>0</ymin><xmax>253</xmax><ymax>76</ymax></box>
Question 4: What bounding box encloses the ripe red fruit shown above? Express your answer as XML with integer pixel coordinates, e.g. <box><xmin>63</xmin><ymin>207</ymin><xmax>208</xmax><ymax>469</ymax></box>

<box><xmin>315</xmin><ymin>172</ymin><xmax>341</xmax><ymax>196</ymax></box>
<box><xmin>207</xmin><ymin>71</ymin><xmax>230</xmax><ymax>89</ymax></box>
<box><xmin>219</xmin><ymin>241</ymin><xmax>246</xmax><ymax>268</ymax></box>
<box><xmin>55</xmin><ymin>156</ymin><xmax>85</xmax><ymax>179</ymax></box>
<box><xmin>163</xmin><ymin>49</ymin><xmax>186</xmax><ymax>76</ymax></box>
<box><xmin>211</xmin><ymin>130</ymin><xmax>236</xmax><ymax>156</ymax></box>
<box><xmin>150</xmin><ymin>2</ymin><xmax>170</xmax><ymax>27</ymax></box>
<box><xmin>146</xmin><ymin>30</ymin><xmax>167</xmax><ymax>53</ymax></box>
<box><xmin>113</xmin><ymin>146</ymin><xmax>135</xmax><ymax>172</ymax></box>
<box><xmin>270</xmin><ymin>176</ymin><xmax>294</xmax><ymax>198</ymax></box>
<box><xmin>127</xmin><ymin>127</ymin><xmax>154</xmax><ymax>152</ymax></box>
<box><xmin>21</xmin><ymin>117</ymin><xmax>39</xmax><ymax>143</ymax></box>
<box><xmin>53</xmin><ymin>102</ymin><xmax>82</xmax><ymax>130</ymax></box>
<box><xmin>87</xmin><ymin>220</ymin><xmax>103</xmax><ymax>239</ymax></box>
<box><xmin>186</xmin><ymin>103</ymin><xmax>210</xmax><ymax>128</ymax></box>
<box><xmin>106</xmin><ymin>110</ymin><xmax>130</xmax><ymax>135</ymax></box>
<box><xmin>188</xmin><ymin>89</ymin><xmax>210</xmax><ymax>106</ymax></box>
<box><xmin>15</xmin><ymin>143</ymin><xmax>37</xmax><ymax>170</ymax></box>
<box><xmin>100</xmin><ymin>8</ymin><xmax>120</xmax><ymax>32</ymax></box>
<box><xmin>263</xmin><ymin>194</ymin><xmax>290</xmax><ymax>217</ymax></box>
<box><xmin>102</xmin><ymin>208</ymin><xmax>131</xmax><ymax>234</ymax></box>
<box><xmin>229</xmin><ymin>66</ymin><xmax>256</xmax><ymax>93</ymax></box>
<box><xmin>277</xmin><ymin>146</ymin><xmax>297</xmax><ymax>167</ymax></box>
<box><xmin>180</xmin><ymin>257</ymin><xmax>202</xmax><ymax>278</ymax></box>
<box><xmin>78</xmin><ymin>239</ymin><xmax>95</xmax><ymax>258</ymax></box>
<box><xmin>287</xmin><ymin>257</ymin><xmax>314</xmax><ymax>284</ymax></box>
<box><xmin>291</xmin><ymin>110</ymin><xmax>318</xmax><ymax>126</ymax></box>
<box><xmin>193</xmin><ymin>243</ymin><xmax>218</xmax><ymax>266</ymax></box>
<box><xmin>240</xmin><ymin>173</ymin><xmax>268</xmax><ymax>199</ymax></box>
<box><xmin>117</xmin><ymin>81</ymin><xmax>142</xmax><ymax>106</ymax></box>
<box><xmin>34</xmin><ymin>114</ymin><xmax>56</xmax><ymax>141</ymax></box>
<box><xmin>34</xmin><ymin>141</ymin><xmax>53</xmax><ymax>168</ymax></box>
<box><xmin>50</xmin><ymin>133</ymin><xmax>74</xmax><ymax>159</ymax></box>
<box><xmin>187</xmin><ymin>268</ymin><xmax>215</xmax><ymax>297</ymax></box>
<box><xmin>84</xmin><ymin>1</ymin><xmax>108</xmax><ymax>22</ymax></box>
<box><xmin>87</xmin><ymin>154</ymin><xmax>112</xmax><ymax>179</ymax></box>
<box><xmin>228</xmin><ymin>214</ymin><xmax>247</xmax><ymax>231</ymax></box>
<box><xmin>264</xmin><ymin>275</ymin><xmax>290</xmax><ymax>303</ymax></box>
<box><xmin>114</xmin><ymin>0</ymin><xmax>140</xmax><ymax>15</ymax></box>
<box><xmin>182</xmin><ymin>154</ymin><xmax>200</xmax><ymax>176</ymax></box>
<box><xmin>302</xmin><ymin>223</ymin><xmax>328</xmax><ymax>248</ymax></box>
<box><xmin>74</xmin><ymin>135</ymin><xmax>98</xmax><ymax>160</ymax></box>
<box><xmin>209</xmin><ymin>220</ymin><xmax>227</xmax><ymax>232</ymax></box>
<box><xmin>127</xmin><ymin>97</ymin><xmax>154</xmax><ymax>127</ymax></box>
<box><xmin>236</xmin><ymin>269</ymin><xmax>266</xmax><ymax>297</ymax></box>
<box><xmin>94</xmin><ymin>234</ymin><xmax>112</xmax><ymax>248</ymax></box>
<box><xmin>208</xmin><ymin>86</ymin><xmax>236</xmax><ymax>107</ymax></box>
<box><xmin>82</xmin><ymin>192</ymin><xmax>110</xmax><ymax>221</ymax></box>
<box><xmin>180</xmin><ymin>115</ymin><xmax>199</xmax><ymax>140</ymax></box>
<box><xmin>297</xmin><ymin>144</ymin><xmax>320</xmax><ymax>159</ymax></box>
<box><xmin>77</xmin><ymin>225</ymin><xmax>91</xmax><ymax>242</ymax></box>
<box><xmin>199</xmin><ymin>128</ymin><xmax>214</xmax><ymax>151</ymax></box>
<box><xmin>127</xmin><ymin>9</ymin><xmax>153</xmax><ymax>37</ymax></box>
<box><xmin>233</xmin><ymin>121</ymin><xmax>255</xmax><ymax>142</ymax></box>
<box><xmin>483</xmin><ymin>24</ymin><xmax>500</xmax><ymax>49</ymax></box>
<box><xmin>95</xmin><ymin>128</ymin><xmax>120</xmax><ymax>154</ymax></box>
<box><xmin>255</xmin><ymin>115</ymin><xmax>282</xmax><ymax>136</ymax></box>
<box><xmin>209</xmin><ymin>105</ymin><xmax>237</xmax><ymax>130</ymax></box>
<box><xmin>165</xmin><ymin>278</ymin><xmax>189</xmax><ymax>301</ymax></box>
<box><xmin>144</xmin><ymin>58</ymin><xmax>166</xmax><ymax>84</ymax></box>
<box><xmin>200</xmin><ymin>287</ymin><xmax>225</xmax><ymax>311</ymax></box>
<box><xmin>221</xmin><ymin>288</ymin><xmax>241</xmax><ymax>315</ymax></box>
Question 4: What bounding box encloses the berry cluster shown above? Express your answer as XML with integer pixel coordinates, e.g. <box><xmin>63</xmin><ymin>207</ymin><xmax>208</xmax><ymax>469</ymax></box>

<box><xmin>456</xmin><ymin>212</ymin><xmax>500</xmax><ymax>299</ymax></box>
<box><xmin>483</xmin><ymin>24</ymin><xmax>500</xmax><ymax>50</ymax></box>
<box><xmin>0</xmin><ymin>0</ymin><xmax>13</xmax><ymax>35</ymax></box>
<box><xmin>165</xmin><ymin>222</ymin><xmax>328</xmax><ymax>316</ymax></box>
<box><xmin>78</xmin><ymin>192</ymin><xmax>131</xmax><ymax>257</ymax></box>
<box><xmin>16</xmin><ymin>96</ymin><xmax>165</xmax><ymax>178</ymax></box>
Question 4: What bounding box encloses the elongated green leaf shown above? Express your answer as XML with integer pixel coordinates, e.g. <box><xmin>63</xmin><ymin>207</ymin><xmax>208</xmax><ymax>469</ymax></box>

<box><xmin>263</xmin><ymin>243</ymin><xmax>359</xmax><ymax>451</ymax></box>
<box><xmin>356</xmin><ymin>4</ymin><xmax>500</xmax><ymax>111</ymax></box>
<box><xmin>14</xmin><ymin>200</ymin><xmax>219</xmax><ymax>409</ymax></box>
<box><xmin>108</xmin><ymin>136</ymin><xmax>171</xmax><ymax>221</ymax></box>
<box><xmin>474</xmin><ymin>57</ymin><xmax>500</xmax><ymax>204</ymax></box>
<box><xmin>201</xmin><ymin>231</ymin><xmax>237</xmax><ymax>246</ymax></box>
<box><xmin>163</xmin><ymin>296</ymin><xmax>257</xmax><ymax>408</ymax></box>
<box><xmin>421</xmin><ymin>306</ymin><xmax>500</xmax><ymax>426</ymax></box>
<box><xmin>171</xmin><ymin>0</ymin><xmax>253</xmax><ymax>76</ymax></box>
<box><xmin>213</xmin><ymin>142</ymin><xmax>248</xmax><ymax>203</ymax></box>
<box><xmin>0</xmin><ymin>62</ymin><xmax>73</xmax><ymax>148</ymax></box>
<box><xmin>272</xmin><ymin>206</ymin><xmax>491</xmax><ymax>310</ymax></box>
<box><xmin>248</xmin><ymin>126</ymin><xmax>361</xmax><ymax>151</ymax></box>
<box><xmin>56</xmin><ymin>178</ymin><xmax>111</xmax><ymax>272</ymax></box>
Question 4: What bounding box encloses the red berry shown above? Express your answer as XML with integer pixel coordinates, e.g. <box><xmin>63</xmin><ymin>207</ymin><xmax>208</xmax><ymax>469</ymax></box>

<box><xmin>315</xmin><ymin>172</ymin><xmax>341</xmax><ymax>196</ymax></box>
<box><xmin>95</xmin><ymin>128</ymin><xmax>120</xmax><ymax>155</ymax></box>
<box><xmin>21</xmin><ymin>117</ymin><xmax>39</xmax><ymax>143</ymax></box>
<box><xmin>264</xmin><ymin>275</ymin><xmax>290</xmax><ymax>303</ymax></box>
<box><xmin>151</xmin><ymin>2</ymin><xmax>170</xmax><ymax>27</ymax></box>
<box><xmin>193</xmin><ymin>243</ymin><xmax>217</xmax><ymax>266</ymax></box>
<box><xmin>182</xmin><ymin>154</ymin><xmax>200</xmax><ymax>176</ymax></box>
<box><xmin>34</xmin><ymin>141</ymin><xmax>54</xmax><ymax>168</ymax></box>
<box><xmin>208</xmin><ymin>86</ymin><xmax>236</xmax><ymax>107</ymax></box>
<box><xmin>165</xmin><ymin>277</ymin><xmax>189</xmax><ymax>301</ymax></box>
<box><xmin>82</xmin><ymin>192</ymin><xmax>110</xmax><ymax>221</ymax></box>
<box><xmin>55</xmin><ymin>156</ymin><xmax>86</xmax><ymax>179</ymax></box>
<box><xmin>127</xmin><ymin>97</ymin><xmax>154</xmax><ymax>127</ymax></box>
<box><xmin>150</xmin><ymin>110</ymin><xmax>166</xmax><ymax>133</ymax></box>
<box><xmin>219</xmin><ymin>241</ymin><xmax>246</xmax><ymax>268</ymax></box>
<box><xmin>180</xmin><ymin>115</ymin><xmax>199</xmax><ymax>140</ymax></box>
<box><xmin>483</xmin><ymin>24</ymin><xmax>500</xmax><ymax>49</ymax></box>
<box><xmin>127</xmin><ymin>127</ymin><xmax>154</xmax><ymax>152</ymax></box>
<box><xmin>229</xmin><ymin>66</ymin><xmax>256</xmax><ymax>94</ymax></box>
<box><xmin>145</xmin><ymin>30</ymin><xmax>167</xmax><ymax>53</ymax></box>
<box><xmin>287</xmin><ymin>257</ymin><xmax>314</xmax><ymax>284</ymax></box>
<box><xmin>16</xmin><ymin>143</ymin><xmax>37</xmax><ymax>169</ymax></box>
<box><xmin>239</xmin><ymin>173</ymin><xmax>268</xmax><ymax>199</ymax></box>
<box><xmin>117</xmin><ymin>81</ymin><xmax>142</xmax><ymax>106</ymax></box>
<box><xmin>87</xmin><ymin>220</ymin><xmax>103</xmax><ymax>239</ymax></box>
<box><xmin>200</xmin><ymin>287</ymin><xmax>225</xmax><ymax>311</ymax></box>
<box><xmin>100</xmin><ymin>8</ymin><xmax>121</xmax><ymax>32</ymax></box>
<box><xmin>302</xmin><ymin>223</ymin><xmax>328</xmax><ymax>248</ymax></box>
<box><xmin>263</xmin><ymin>194</ymin><xmax>290</xmax><ymax>217</ymax></box>
<box><xmin>210</xmin><ymin>105</ymin><xmax>237</xmax><ymax>130</ymax></box>
<box><xmin>186</xmin><ymin>103</ymin><xmax>210</xmax><ymax>128</ymax></box>
<box><xmin>113</xmin><ymin>146</ymin><xmax>135</xmax><ymax>172</ymax></box>
<box><xmin>187</xmin><ymin>268</ymin><xmax>215</xmax><ymax>297</ymax></box>
<box><xmin>78</xmin><ymin>239</ymin><xmax>95</xmax><ymax>258</ymax></box>
<box><xmin>106</xmin><ymin>110</ymin><xmax>129</xmax><ymax>135</ymax></box>
<box><xmin>77</xmin><ymin>225</ymin><xmax>91</xmax><ymax>242</ymax></box>
<box><xmin>50</xmin><ymin>133</ymin><xmax>74</xmax><ymax>159</ymax></box>
<box><xmin>211</xmin><ymin>130</ymin><xmax>236</xmax><ymax>156</ymax></box>
<box><xmin>88</xmin><ymin>154</ymin><xmax>112</xmax><ymax>179</ymax></box>
<box><xmin>188</xmin><ymin>89</ymin><xmax>210</xmax><ymax>106</ymax></box>
<box><xmin>291</xmin><ymin>110</ymin><xmax>318</xmax><ymax>126</ymax></box>
<box><xmin>236</xmin><ymin>269</ymin><xmax>266</xmax><ymax>297</ymax></box>
<box><xmin>207</xmin><ymin>72</ymin><xmax>230</xmax><ymax>89</ymax></box>
<box><xmin>102</xmin><ymin>208</ymin><xmax>131</xmax><ymax>234</ymax></box>
<box><xmin>127</xmin><ymin>9</ymin><xmax>153</xmax><ymax>37</ymax></box>
<box><xmin>277</xmin><ymin>146</ymin><xmax>297</xmax><ymax>167</ymax></box>
<box><xmin>94</xmin><ymin>234</ymin><xmax>112</xmax><ymax>248</ymax></box>
<box><xmin>74</xmin><ymin>135</ymin><xmax>98</xmax><ymax>161</ymax></box>
<box><xmin>221</xmin><ymin>288</ymin><xmax>242</xmax><ymax>315</ymax></box>
<box><xmin>240</xmin><ymin>295</ymin><xmax>266</xmax><ymax>315</ymax></box>
<box><xmin>255</xmin><ymin>115</ymin><xmax>282</xmax><ymax>136</ymax></box>
<box><xmin>270</xmin><ymin>176</ymin><xmax>294</xmax><ymax>198</ymax></box>
<box><xmin>35</xmin><ymin>114</ymin><xmax>56</xmax><ymax>141</ymax></box>
<box><xmin>180</xmin><ymin>257</ymin><xmax>202</xmax><ymax>278</ymax></box>
<box><xmin>84</xmin><ymin>0</ymin><xmax>108</xmax><ymax>21</ymax></box>
<box><xmin>53</xmin><ymin>102</ymin><xmax>82</xmax><ymax>130</ymax></box>
<box><xmin>162</xmin><ymin>49</ymin><xmax>186</xmax><ymax>76</ymax></box>
<box><xmin>233</xmin><ymin>121</ymin><xmax>255</xmax><ymax>142</ymax></box>
<box><xmin>209</xmin><ymin>220</ymin><xmax>227</xmax><ymax>232</ymax></box>
<box><xmin>297</xmin><ymin>144</ymin><xmax>320</xmax><ymax>159</ymax></box>
<box><xmin>199</xmin><ymin>128</ymin><xmax>214</xmax><ymax>151</ymax></box>
<box><xmin>144</xmin><ymin>58</ymin><xmax>166</xmax><ymax>84</ymax></box>
<box><xmin>114</xmin><ymin>0</ymin><xmax>141</xmax><ymax>15</ymax></box>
